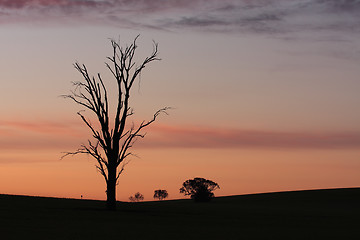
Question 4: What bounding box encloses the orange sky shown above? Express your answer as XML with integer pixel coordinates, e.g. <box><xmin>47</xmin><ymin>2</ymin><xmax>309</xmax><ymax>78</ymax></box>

<box><xmin>1</xmin><ymin>147</ymin><xmax>360</xmax><ymax>201</ymax></box>
<box><xmin>1</xmin><ymin>119</ymin><xmax>360</xmax><ymax>201</ymax></box>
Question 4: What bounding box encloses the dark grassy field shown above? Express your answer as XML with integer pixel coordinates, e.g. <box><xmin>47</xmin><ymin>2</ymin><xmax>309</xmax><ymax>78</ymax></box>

<box><xmin>1</xmin><ymin>188</ymin><xmax>360</xmax><ymax>240</ymax></box>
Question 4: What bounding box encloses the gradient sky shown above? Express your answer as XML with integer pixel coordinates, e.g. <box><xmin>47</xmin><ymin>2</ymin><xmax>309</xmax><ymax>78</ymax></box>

<box><xmin>0</xmin><ymin>0</ymin><xmax>360</xmax><ymax>201</ymax></box>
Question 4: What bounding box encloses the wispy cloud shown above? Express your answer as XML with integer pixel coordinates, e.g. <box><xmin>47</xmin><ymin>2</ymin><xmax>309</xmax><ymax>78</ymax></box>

<box><xmin>1</xmin><ymin>120</ymin><xmax>360</xmax><ymax>151</ymax></box>
<box><xmin>0</xmin><ymin>0</ymin><xmax>100</xmax><ymax>8</ymax></box>
<box><xmin>140</xmin><ymin>125</ymin><xmax>360</xmax><ymax>150</ymax></box>
<box><xmin>0</xmin><ymin>119</ymin><xmax>86</xmax><ymax>150</ymax></box>
<box><xmin>1</xmin><ymin>0</ymin><xmax>359</xmax><ymax>38</ymax></box>
<box><xmin>0</xmin><ymin>119</ymin><xmax>83</xmax><ymax>136</ymax></box>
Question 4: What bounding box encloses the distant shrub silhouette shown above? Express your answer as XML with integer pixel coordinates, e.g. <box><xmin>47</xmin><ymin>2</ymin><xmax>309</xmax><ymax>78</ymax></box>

<box><xmin>180</xmin><ymin>177</ymin><xmax>220</xmax><ymax>202</ymax></box>
<box><xmin>129</xmin><ymin>192</ymin><xmax>144</xmax><ymax>202</ymax></box>
<box><xmin>153</xmin><ymin>189</ymin><xmax>168</xmax><ymax>200</ymax></box>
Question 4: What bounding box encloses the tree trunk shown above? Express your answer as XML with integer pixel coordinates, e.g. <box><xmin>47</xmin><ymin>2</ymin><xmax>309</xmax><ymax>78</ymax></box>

<box><xmin>106</xmin><ymin>165</ymin><xmax>117</xmax><ymax>211</ymax></box>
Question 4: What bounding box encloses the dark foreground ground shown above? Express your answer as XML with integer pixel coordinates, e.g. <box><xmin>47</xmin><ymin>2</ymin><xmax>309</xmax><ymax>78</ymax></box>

<box><xmin>1</xmin><ymin>188</ymin><xmax>360</xmax><ymax>240</ymax></box>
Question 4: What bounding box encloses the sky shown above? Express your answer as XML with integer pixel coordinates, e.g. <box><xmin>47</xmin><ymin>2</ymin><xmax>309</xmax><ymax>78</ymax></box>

<box><xmin>0</xmin><ymin>0</ymin><xmax>360</xmax><ymax>201</ymax></box>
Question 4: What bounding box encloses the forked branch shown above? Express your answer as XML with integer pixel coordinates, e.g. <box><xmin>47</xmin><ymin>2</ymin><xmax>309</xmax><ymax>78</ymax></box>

<box><xmin>62</xmin><ymin>36</ymin><xmax>169</xmax><ymax>209</ymax></box>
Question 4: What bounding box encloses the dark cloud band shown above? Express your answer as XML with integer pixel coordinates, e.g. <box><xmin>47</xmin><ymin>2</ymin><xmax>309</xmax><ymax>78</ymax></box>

<box><xmin>0</xmin><ymin>0</ymin><xmax>359</xmax><ymax>36</ymax></box>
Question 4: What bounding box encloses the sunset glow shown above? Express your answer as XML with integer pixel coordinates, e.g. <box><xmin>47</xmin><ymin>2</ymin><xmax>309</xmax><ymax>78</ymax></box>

<box><xmin>1</xmin><ymin>0</ymin><xmax>360</xmax><ymax>201</ymax></box>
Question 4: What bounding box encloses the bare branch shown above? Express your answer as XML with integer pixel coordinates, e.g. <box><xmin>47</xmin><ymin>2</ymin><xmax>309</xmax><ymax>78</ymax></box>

<box><xmin>61</xmin><ymin>141</ymin><xmax>109</xmax><ymax>182</ymax></box>
<box><xmin>116</xmin><ymin>160</ymin><xmax>130</xmax><ymax>183</ymax></box>
<box><xmin>117</xmin><ymin>107</ymin><xmax>171</xmax><ymax>166</ymax></box>
<box><xmin>63</xmin><ymin>35</ymin><xmax>169</xmax><ymax>210</ymax></box>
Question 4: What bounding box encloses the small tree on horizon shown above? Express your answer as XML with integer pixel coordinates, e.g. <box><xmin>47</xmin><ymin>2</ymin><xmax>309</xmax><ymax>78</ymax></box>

<box><xmin>129</xmin><ymin>192</ymin><xmax>144</xmax><ymax>202</ymax></box>
<box><xmin>153</xmin><ymin>189</ymin><xmax>168</xmax><ymax>201</ymax></box>
<box><xmin>62</xmin><ymin>35</ymin><xmax>169</xmax><ymax>211</ymax></box>
<box><xmin>180</xmin><ymin>177</ymin><xmax>220</xmax><ymax>202</ymax></box>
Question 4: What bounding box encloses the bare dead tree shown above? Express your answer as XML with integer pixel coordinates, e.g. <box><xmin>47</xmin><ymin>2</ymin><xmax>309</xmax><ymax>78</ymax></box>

<box><xmin>62</xmin><ymin>35</ymin><xmax>169</xmax><ymax>210</ymax></box>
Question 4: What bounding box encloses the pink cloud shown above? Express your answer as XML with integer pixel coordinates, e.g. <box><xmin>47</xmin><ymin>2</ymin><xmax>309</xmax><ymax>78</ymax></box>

<box><xmin>1</xmin><ymin>119</ymin><xmax>360</xmax><ymax>151</ymax></box>
<box><xmin>0</xmin><ymin>0</ymin><xmax>110</xmax><ymax>25</ymax></box>
<box><xmin>139</xmin><ymin>124</ymin><xmax>360</xmax><ymax>149</ymax></box>
<box><xmin>0</xmin><ymin>120</ymin><xmax>84</xmax><ymax>136</ymax></box>
<box><xmin>0</xmin><ymin>0</ymin><xmax>101</xmax><ymax>8</ymax></box>
<box><xmin>0</xmin><ymin>119</ymin><xmax>87</xmax><ymax>150</ymax></box>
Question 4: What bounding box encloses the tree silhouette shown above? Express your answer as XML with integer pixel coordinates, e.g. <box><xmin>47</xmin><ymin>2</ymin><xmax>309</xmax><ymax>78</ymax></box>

<box><xmin>180</xmin><ymin>178</ymin><xmax>220</xmax><ymax>202</ymax></box>
<box><xmin>129</xmin><ymin>192</ymin><xmax>144</xmax><ymax>202</ymax></box>
<box><xmin>153</xmin><ymin>189</ymin><xmax>168</xmax><ymax>200</ymax></box>
<box><xmin>63</xmin><ymin>36</ymin><xmax>169</xmax><ymax>210</ymax></box>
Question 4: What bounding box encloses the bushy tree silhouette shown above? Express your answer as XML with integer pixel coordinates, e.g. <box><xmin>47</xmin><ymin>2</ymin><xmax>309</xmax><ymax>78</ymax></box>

<box><xmin>180</xmin><ymin>177</ymin><xmax>220</xmax><ymax>202</ymax></box>
<box><xmin>153</xmin><ymin>189</ymin><xmax>168</xmax><ymax>200</ymax></box>
<box><xmin>62</xmin><ymin>35</ymin><xmax>169</xmax><ymax>210</ymax></box>
<box><xmin>129</xmin><ymin>192</ymin><xmax>144</xmax><ymax>202</ymax></box>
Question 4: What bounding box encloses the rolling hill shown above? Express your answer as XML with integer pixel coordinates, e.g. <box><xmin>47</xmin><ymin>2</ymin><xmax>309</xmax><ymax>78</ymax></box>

<box><xmin>1</xmin><ymin>188</ymin><xmax>359</xmax><ymax>239</ymax></box>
